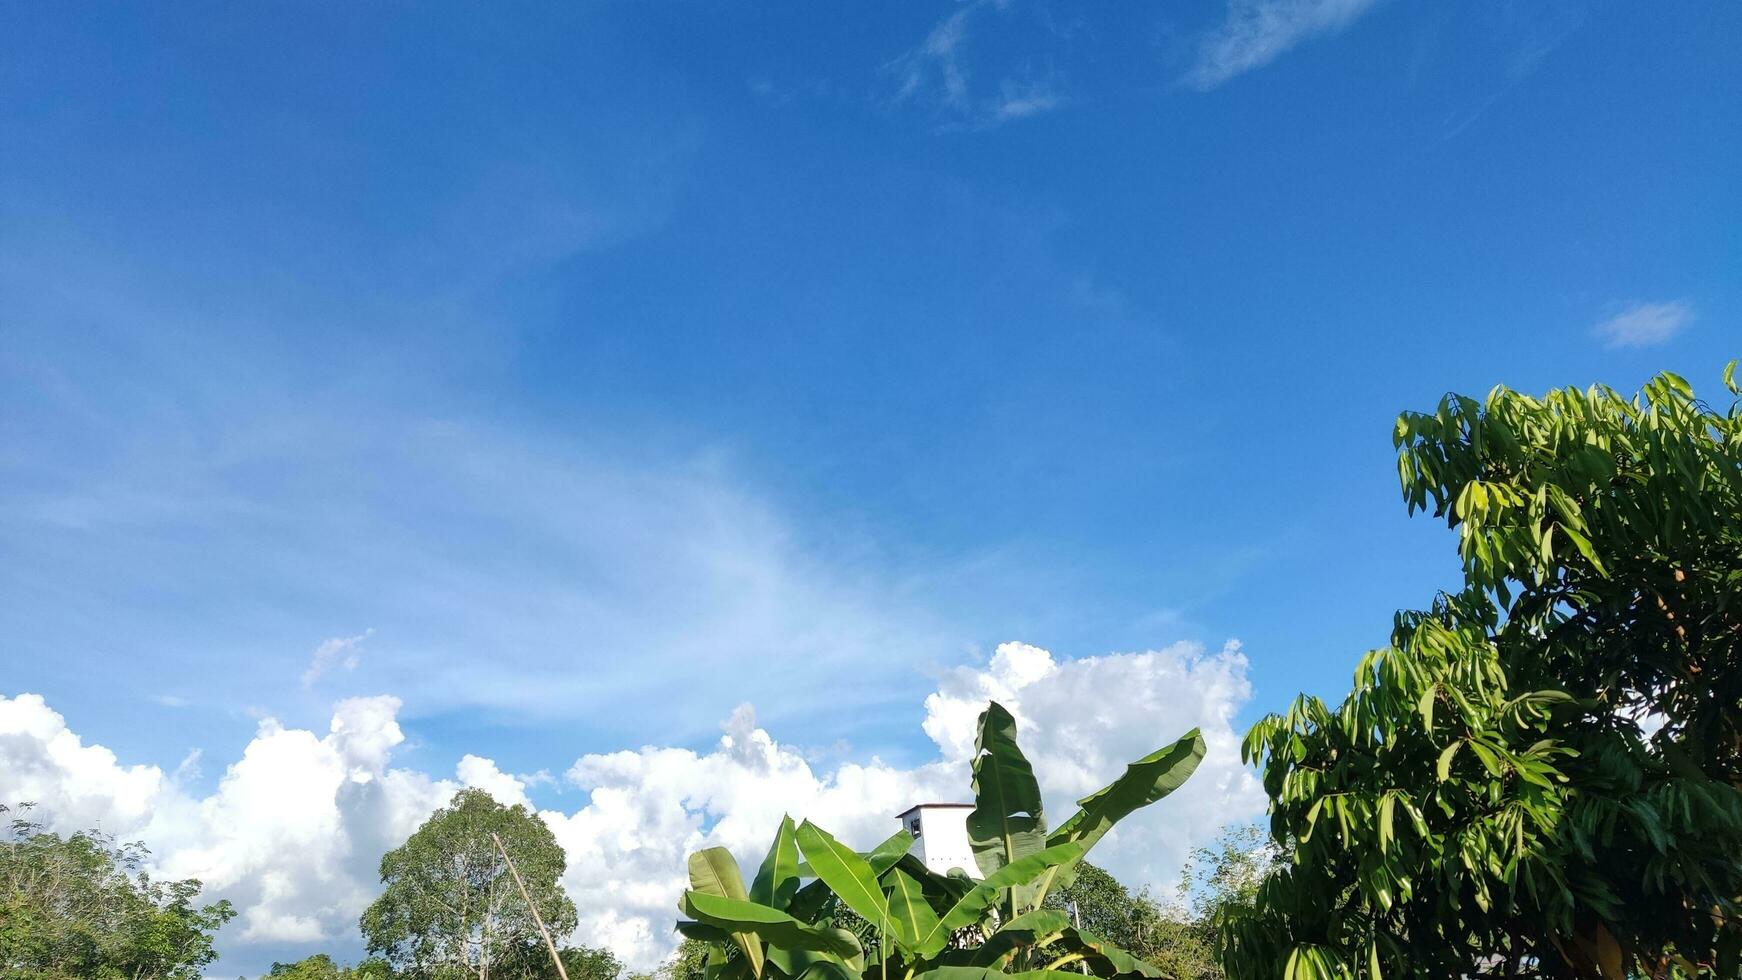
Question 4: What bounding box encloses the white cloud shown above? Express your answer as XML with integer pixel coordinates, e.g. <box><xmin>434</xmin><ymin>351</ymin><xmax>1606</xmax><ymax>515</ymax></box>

<box><xmin>303</xmin><ymin>629</ymin><xmax>373</xmax><ymax>688</ymax></box>
<box><xmin>891</xmin><ymin>5</ymin><xmax>978</xmax><ymax>111</ymax></box>
<box><xmin>1184</xmin><ymin>0</ymin><xmax>1381</xmax><ymax>90</ymax></box>
<box><xmin>991</xmin><ymin>78</ymin><xmax>1065</xmax><ymax>123</ymax></box>
<box><xmin>1</xmin><ymin>640</ymin><xmax>1263</xmax><ymax>973</ymax></box>
<box><xmin>1593</xmin><ymin>300</ymin><xmax>1694</xmax><ymax>349</ymax></box>
<box><xmin>886</xmin><ymin>1</ymin><xmax>1065</xmax><ymax>128</ymax></box>
<box><xmin>0</xmin><ymin>693</ymin><xmax>166</xmax><ymax>831</ymax></box>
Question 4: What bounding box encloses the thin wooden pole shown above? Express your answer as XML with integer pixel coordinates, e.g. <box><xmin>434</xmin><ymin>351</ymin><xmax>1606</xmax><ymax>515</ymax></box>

<box><xmin>492</xmin><ymin>831</ymin><xmax>571</xmax><ymax>980</ymax></box>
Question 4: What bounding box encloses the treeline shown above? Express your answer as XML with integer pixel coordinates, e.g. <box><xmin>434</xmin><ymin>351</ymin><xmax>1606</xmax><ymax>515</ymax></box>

<box><xmin>1</xmin><ymin>790</ymin><xmax>1263</xmax><ymax>980</ymax></box>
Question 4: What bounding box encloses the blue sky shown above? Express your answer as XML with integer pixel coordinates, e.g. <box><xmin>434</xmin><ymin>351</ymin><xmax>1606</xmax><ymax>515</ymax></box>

<box><xmin>2</xmin><ymin>0</ymin><xmax>1738</xmax><ymax>921</ymax></box>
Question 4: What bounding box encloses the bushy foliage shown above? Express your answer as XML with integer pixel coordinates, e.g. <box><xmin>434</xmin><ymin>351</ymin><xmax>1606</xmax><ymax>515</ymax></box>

<box><xmin>1222</xmin><ymin>367</ymin><xmax>1742</xmax><ymax>979</ymax></box>
<box><xmin>263</xmin><ymin>953</ymin><xmax>395</xmax><ymax>979</ymax></box>
<box><xmin>0</xmin><ymin>802</ymin><xmax>235</xmax><ymax>980</ymax></box>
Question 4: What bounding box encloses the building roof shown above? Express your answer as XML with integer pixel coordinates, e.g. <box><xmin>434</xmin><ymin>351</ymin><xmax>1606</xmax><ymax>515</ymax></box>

<box><xmin>895</xmin><ymin>802</ymin><xmax>974</xmax><ymax>818</ymax></box>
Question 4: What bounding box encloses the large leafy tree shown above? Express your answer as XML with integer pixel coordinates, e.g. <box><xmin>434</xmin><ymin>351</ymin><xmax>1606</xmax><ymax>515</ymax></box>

<box><xmin>1222</xmin><ymin>368</ymin><xmax>1742</xmax><ymax>978</ymax></box>
<box><xmin>361</xmin><ymin>789</ymin><xmax>579</xmax><ymax>980</ymax></box>
<box><xmin>672</xmin><ymin>700</ymin><xmax>1205</xmax><ymax>980</ymax></box>
<box><xmin>0</xmin><ymin>803</ymin><xmax>235</xmax><ymax>979</ymax></box>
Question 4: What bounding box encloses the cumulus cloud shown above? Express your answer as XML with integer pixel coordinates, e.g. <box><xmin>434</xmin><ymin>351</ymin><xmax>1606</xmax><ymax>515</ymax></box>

<box><xmin>1</xmin><ymin>640</ymin><xmax>1263</xmax><ymax>973</ymax></box>
<box><xmin>1184</xmin><ymin>0</ymin><xmax>1381</xmax><ymax>90</ymax></box>
<box><xmin>0</xmin><ymin>693</ymin><xmax>166</xmax><ymax>831</ymax></box>
<box><xmin>1593</xmin><ymin>300</ymin><xmax>1694</xmax><ymax>349</ymax></box>
<box><xmin>302</xmin><ymin>629</ymin><xmax>373</xmax><ymax>688</ymax></box>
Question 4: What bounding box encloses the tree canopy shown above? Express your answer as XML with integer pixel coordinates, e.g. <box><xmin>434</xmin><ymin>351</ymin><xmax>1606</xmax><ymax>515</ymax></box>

<box><xmin>1221</xmin><ymin>367</ymin><xmax>1742</xmax><ymax>979</ymax></box>
<box><xmin>263</xmin><ymin>953</ymin><xmax>395</xmax><ymax>979</ymax></box>
<box><xmin>360</xmin><ymin>788</ymin><xmax>579</xmax><ymax>980</ymax></box>
<box><xmin>0</xmin><ymin>803</ymin><xmax>235</xmax><ymax>980</ymax></box>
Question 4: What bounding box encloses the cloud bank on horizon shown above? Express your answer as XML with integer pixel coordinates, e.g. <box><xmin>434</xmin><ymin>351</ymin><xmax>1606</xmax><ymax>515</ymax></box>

<box><xmin>0</xmin><ymin>639</ymin><xmax>1262</xmax><ymax>972</ymax></box>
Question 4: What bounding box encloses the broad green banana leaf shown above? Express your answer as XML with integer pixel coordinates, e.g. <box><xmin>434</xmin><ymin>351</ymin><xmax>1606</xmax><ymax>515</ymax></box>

<box><xmin>677</xmin><ymin>921</ymin><xmax>734</xmax><ymax>943</ymax></box>
<box><xmin>689</xmin><ymin>847</ymin><xmax>767</xmax><ymax>978</ymax></box>
<box><xmin>796</xmin><ymin>821</ymin><xmax>892</xmax><ymax>933</ymax></box>
<box><xmin>968</xmin><ymin>908</ymin><xmax>1070</xmax><ymax>968</ymax></box>
<box><xmin>794</xmin><ymin>829</ymin><xmax>914</xmax><ymax>878</ymax></box>
<box><xmin>1048</xmin><ymin>730</ymin><xmax>1205</xmax><ymax>853</ymax></box>
<box><xmin>680</xmin><ymin>891</ymin><xmax>864</xmax><ymax>967</ymax></box>
<box><xmin>884</xmin><ymin>854</ymin><xmax>975</xmax><ymax>905</ymax></box>
<box><xmin>866</xmin><ymin>828</ymin><xmax>917</xmax><ymax>875</ymax></box>
<box><xmin>967</xmin><ymin>702</ymin><xmax>1047</xmax><ymax>882</ymax></box>
<box><xmin>913</xmin><ymin>841</ymin><xmax>1086</xmax><ymax>956</ymax></box>
<box><xmin>909</xmin><ymin>967</ymin><xmax>1096</xmax><ymax>980</ymax></box>
<box><xmin>767</xmin><ymin>944</ymin><xmax>861</xmax><ymax>980</ymax></box>
<box><xmin>1055</xmin><ymin>926</ymin><xmax>1166</xmax><ymax>979</ymax></box>
<box><xmin>884</xmin><ymin>867</ymin><xmax>944</xmax><ymax>952</ymax></box>
<box><xmin>751</xmin><ymin>815</ymin><xmax>802</xmax><ymax>910</ymax></box>
<box><xmin>1031</xmin><ymin>728</ymin><xmax>1205</xmax><ymax>905</ymax></box>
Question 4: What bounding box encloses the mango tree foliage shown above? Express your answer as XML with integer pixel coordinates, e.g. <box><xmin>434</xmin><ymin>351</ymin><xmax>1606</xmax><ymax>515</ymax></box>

<box><xmin>674</xmin><ymin>701</ymin><xmax>1205</xmax><ymax>980</ymax></box>
<box><xmin>1221</xmin><ymin>367</ymin><xmax>1742</xmax><ymax>979</ymax></box>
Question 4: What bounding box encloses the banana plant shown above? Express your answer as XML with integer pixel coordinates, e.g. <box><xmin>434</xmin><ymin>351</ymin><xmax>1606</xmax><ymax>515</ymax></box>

<box><xmin>675</xmin><ymin>701</ymin><xmax>1205</xmax><ymax>980</ymax></box>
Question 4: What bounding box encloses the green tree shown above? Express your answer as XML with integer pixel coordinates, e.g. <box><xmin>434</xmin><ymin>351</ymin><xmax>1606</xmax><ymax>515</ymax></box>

<box><xmin>0</xmin><ymin>802</ymin><xmax>235</xmax><ymax>979</ymax></box>
<box><xmin>657</xmin><ymin>938</ymin><xmax>710</xmax><ymax>980</ymax></box>
<box><xmin>556</xmin><ymin>944</ymin><xmax>624</xmax><ymax>980</ymax></box>
<box><xmin>1037</xmin><ymin>832</ymin><xmax>1280</xmax><ymax>980</ymax></box>
<box><xmin>263</xmin><ymin>953</ymin><xmax>395</xmax><ymax>979</ymax></box>
<box><xmin>360</xmin><ymin>789</ymin><xmax>579</xmax><ymax>980</ymax></box>
<box><xmin>1221</xmin><ymin>367</ymin><xmax>1742</xmax><ymax>979</ymax></box>
<box><xmin>1046</xmin><ymin>863</ymin><xmax>1208</xmax><ymax>979</ymax></box>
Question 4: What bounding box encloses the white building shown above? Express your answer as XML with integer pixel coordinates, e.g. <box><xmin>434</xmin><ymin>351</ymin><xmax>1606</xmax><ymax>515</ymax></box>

<box><xmin>896</xmin><ymin>803</ymin><xmax>978</xmax><ymax>878</ymax></box>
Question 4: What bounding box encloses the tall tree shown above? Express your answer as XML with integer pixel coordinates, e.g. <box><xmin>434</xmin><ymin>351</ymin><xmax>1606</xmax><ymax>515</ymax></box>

<box><xmin>360</xmin><ymin>789</ymin><xmax>578</xmax><ymax>980</ymax></box>
<box><xmin>0</xmin><ymin>803</ymin><xmax>235</xmax><ymax>979</ymax></box>
<box><xmin>1221</xmin><ymin>368</ymin><xmax>1742</xmax><ymax>978</ymax></box>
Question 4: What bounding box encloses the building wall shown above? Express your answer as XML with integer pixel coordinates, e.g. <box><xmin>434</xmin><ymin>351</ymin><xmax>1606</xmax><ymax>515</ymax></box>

<box><xmin>908</xmin><ymin>806</ymin><xmax>977</xmax><ymax>878</ymax></box>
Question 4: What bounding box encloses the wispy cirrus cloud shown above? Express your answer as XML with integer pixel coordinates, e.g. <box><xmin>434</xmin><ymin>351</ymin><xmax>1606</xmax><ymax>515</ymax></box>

<box><xmin>1183</xmin><ymin>0</ymin><xmax>1382</xmax><ymax>90</ymax></box>
<box><xmin>886</xmin><ymin>1</ymin><xmax>1066</xmax><ymax>128</ymax></box>
<box><xmin>302</xmin><ymin>629</ymin><xmax>374</xmax><ymax>688</ymax></box>
<box><xmin>1593</xmin><ymin>300</ymin><xmax>1694</xmax><ymax>349</ymax></box>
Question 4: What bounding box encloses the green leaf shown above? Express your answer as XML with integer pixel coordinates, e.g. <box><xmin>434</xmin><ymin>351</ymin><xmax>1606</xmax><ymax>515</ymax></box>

<box><xmin>1049</xmin><ymin>728</ymin><xmax>1205</xmax><ymax>854</ymax></box>
<box><xmin>910</xmin><ymin>968</ymin><xmax>1090</xmax><ymax>980</ymax></box>
<box><xmin>967</xmin><ymin>702</ymin><xmax>1048</xmax><ymax>880</ymax></box>
<box><xmin>885</xmin><ymin>868</ymin><xmax>944</xmax><ymax>953</ymax></box>
<box><xmin>688</xmin><ymin>847</ymin><xmax>766</xmax><ymax>979</ymax></box>
<box><xmin>1039</xmin><ymin>728</ymin><xmax>1204</xmax><ymax>907</ymax></box>
<box><xmin>766</xmin><ymin>945</ymin><xmax>859</xmax><ymax>980</ymax></box>
<box><xmin>1378</xmin><ymin>793</ymin><xmax>1396</xmax><ymax>850</ymax></box>
<box><xmin>750</xmin><ymin>815</ymin><xmax>801</xmax><ymax>911</ymax></box>
<box><xmin>970</xmin><ymin>908</ymin><xmax>1070</xmax><ymax>967</ymax></box>
<box><xmin>866</xmin><ymin>829</ymin><xmax>916</xmax><ymax>876</ymax></box>
<box><xmin>914</xmin><ymin>842</ymin><xmax>1086</xmax><ymax>956</ymax></box>
<box><xmin>1058</xmin><ymin>926</ymin><xmax>1167</xmax><ymax>978</ymax></box>
<box><xmin>1435</xmin><ymin>742</ymin><xmax>1463</xmax><ymax>783</ymax></box>
<box><xmin>795</xmin><ymin>830</ymin><xmax>914</xmax><ymax>879</ymax></box>
<box><xmin>680</xmin><ymin>891</ymin><xmax>862</xmax><ymax>965</ymax></box>
<box><xmin>795</xmin><ymin>821</ymin><xmax>891</xmax><ymax>932</ymax></box>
